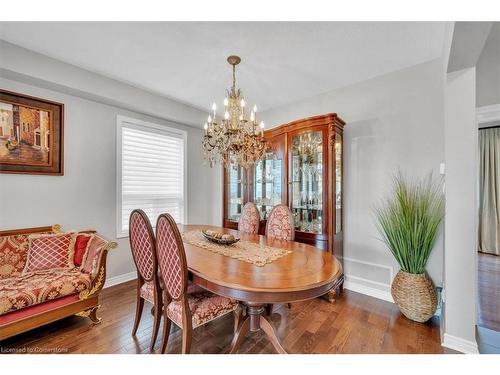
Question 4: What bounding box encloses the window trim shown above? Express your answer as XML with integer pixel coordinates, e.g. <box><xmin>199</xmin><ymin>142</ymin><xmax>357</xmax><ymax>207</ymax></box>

<box><xmin>116</xmin><ymin>115</ymin><xmax>188</xmax><ymax>238</ymax></box>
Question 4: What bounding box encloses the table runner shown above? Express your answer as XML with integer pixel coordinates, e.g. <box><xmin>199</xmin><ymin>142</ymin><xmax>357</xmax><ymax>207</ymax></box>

<box><xmin>181</xmin><ymin>230</ymin><xmax>292</xmax><ymax>267</ymax></box>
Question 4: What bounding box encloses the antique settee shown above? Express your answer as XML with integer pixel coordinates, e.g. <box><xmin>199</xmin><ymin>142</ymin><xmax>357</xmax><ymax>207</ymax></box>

<box><xmin>0</xmin><ymin>225</ymin><xmax>117</xmax><ymax>340</ymax></box>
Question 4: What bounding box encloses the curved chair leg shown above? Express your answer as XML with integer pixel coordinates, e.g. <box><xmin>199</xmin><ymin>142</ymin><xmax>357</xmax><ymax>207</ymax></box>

<box><xmin>149</xmin><ymin>304</ymin><xmax>161</xmax><ymax>352</ymax></box>
<box><xmin>160</xmin><ymin>306</ymin><xmax>172</xmax><ymax>354</ymax></box>
<box><xmin>132</xmin><ymin>297</ymin><xmax>145</xmax><ymax>336</ymax></box>
<box><xmin>181</xmin><ymin>297</ymin><xmax>193</xmax><ymax>354</ymax></box>
<box><xmin>181</xmin><ymin>325</ymin><xmax>192</xmax><ymax>354</ymax></box>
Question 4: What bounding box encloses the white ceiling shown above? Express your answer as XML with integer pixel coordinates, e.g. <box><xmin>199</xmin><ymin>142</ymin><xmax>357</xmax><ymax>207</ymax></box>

<box><xmin>0</xmin><ymin>22</ymin><xmax>446</xmax><ymax>112</ymax></box>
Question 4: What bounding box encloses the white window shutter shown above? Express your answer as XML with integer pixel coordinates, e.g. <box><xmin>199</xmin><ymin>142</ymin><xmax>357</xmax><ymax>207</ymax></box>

<box><xmin>118</xmin><ymin>120</ymin><xmax>185</xmax><ymax>235</ymax></box>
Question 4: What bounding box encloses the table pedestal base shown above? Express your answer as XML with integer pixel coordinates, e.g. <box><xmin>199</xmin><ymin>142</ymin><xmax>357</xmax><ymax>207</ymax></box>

<box><xmin>228</xmin><ymin>302</ymin><xmax>287</xmax><ymax>354</ymax></box>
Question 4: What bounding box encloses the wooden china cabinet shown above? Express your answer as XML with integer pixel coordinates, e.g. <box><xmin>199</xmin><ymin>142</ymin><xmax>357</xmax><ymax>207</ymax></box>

<box><xmin>223</xmin><ymin>113</ymin><xmax>346</xmax><ymax>297</ymax></box>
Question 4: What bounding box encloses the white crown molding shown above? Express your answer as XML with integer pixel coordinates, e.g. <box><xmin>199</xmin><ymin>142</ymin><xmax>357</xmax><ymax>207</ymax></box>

<box><xmin>104</xmin><ymin>271</ymin><xmax>136</xmax><ymax>289</ymax></box>
<box><xmin>477</xmin><ymin>104</ymin><xmax>500</xmax><ymax>125</ymax></box>
<box><xmin>442</xmin><ymin>333</ymin><xmax>479</xmax><ymax>354</ymax></box>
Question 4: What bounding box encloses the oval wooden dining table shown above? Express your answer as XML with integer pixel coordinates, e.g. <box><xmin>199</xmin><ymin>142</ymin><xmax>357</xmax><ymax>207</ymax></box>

<box><xmin>178</xmin><ymin>224</ymin><xmax>343</xmax><ymax>354</ymax></box>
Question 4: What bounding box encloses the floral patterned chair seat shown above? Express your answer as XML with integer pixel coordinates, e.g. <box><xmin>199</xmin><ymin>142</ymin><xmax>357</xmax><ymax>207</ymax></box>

<box><xmin>140</xmin><ymin>280</ymin><xmax>205</xmax><ymax>304</ymax></box>
<box><xmin>0</xmin><ymin>268</ymin><xmax>91</xmax><ymax>315</ymax></box>
<box><xmin>166</xmin><ymin>290</ymin><xmax>238</xmax><ymax>329</ymax></box>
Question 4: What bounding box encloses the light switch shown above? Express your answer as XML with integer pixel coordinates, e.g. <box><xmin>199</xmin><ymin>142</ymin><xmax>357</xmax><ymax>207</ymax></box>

<box><xmin>439</xmin><ymin>163</ymin><xmax>445</xmax><ymax>175</ymax></box>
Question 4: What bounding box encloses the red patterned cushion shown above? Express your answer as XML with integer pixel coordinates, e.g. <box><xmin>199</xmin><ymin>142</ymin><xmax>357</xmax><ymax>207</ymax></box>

<box><xmin>156</xmin><ymin>215</ymin><xmax>183</xmax><ymax>299</ymax></box>
<box><xmin>167</xmin><ymin>291</ymin><xmax>237</xmax><ymax>328</ymax></box>
<box><xmin>81</xmin><ymin>235</ymin><xmax>107</xmax><ymax>276</ymax></box>
<box><xmin>0</xmin><ymin>268</ymin><xmax>91</xmax><ymax>316</ymax></box>
<box><xmin>0</xmin><ymin>234</ymin><xmax>31</xmax><ymax>279</ymax></box>
<box><xmin>266</xmin><ymin>204</ymin><xmax>295</xmax><ymax>241</ymax></box>
<box><xmin>73</xmin><ymin>234</ymin><xmax>93</xmax><ymax>267</ymax></box>
<box><xmin>238</xmin><ymin>202</ymin><xmax>260</xmax><ymax>234</ymax></box>
<box><xmin>24</xmin><ymin>233</ymin><xmax>75</xmax><ymax>273</ymax></box>
<box><xmin>129</xmin><ymin>211</ymin><xmax>155</xmax><ymax>281</ymax></box>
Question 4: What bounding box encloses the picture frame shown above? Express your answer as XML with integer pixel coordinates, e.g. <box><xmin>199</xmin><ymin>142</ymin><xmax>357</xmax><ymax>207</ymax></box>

<box><xmin>0</xmin><ymin>89</ymin><xmax>64</xmax><ymax>175</ymax></box>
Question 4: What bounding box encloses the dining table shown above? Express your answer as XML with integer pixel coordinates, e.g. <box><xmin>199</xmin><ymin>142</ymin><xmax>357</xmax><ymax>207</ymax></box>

<box><xmin>178</xmin><ymin>224</ymin><xmax>343</xmax><ymax>354</ymax></box>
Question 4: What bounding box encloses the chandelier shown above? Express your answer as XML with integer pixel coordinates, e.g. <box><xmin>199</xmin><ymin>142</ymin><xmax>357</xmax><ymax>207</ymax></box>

<box><xmin>202</xmin><ymin>55</ymin><xmax>267</xmax><ymax>168</ymax></box>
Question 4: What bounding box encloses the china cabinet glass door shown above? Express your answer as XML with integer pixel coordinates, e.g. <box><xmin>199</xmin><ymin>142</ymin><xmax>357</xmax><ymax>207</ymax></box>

<box><xmin>227</xmin><ymin>163</ymin><xmax>245</xmax><ymax>222</ymax></box>
<box><xmin>254</xmin><ymin>153</ymin><xmax>283</xmax><ymax>220</ymax></box>
<box><xmin>335</xmin><ymin>132</ymin><xmax>342</xmax><ymax>234</ymax></box>
<box><xmin>290</xmin><ymin>130</ymin><xmax>324</xmax><ymax>234</ymax></box>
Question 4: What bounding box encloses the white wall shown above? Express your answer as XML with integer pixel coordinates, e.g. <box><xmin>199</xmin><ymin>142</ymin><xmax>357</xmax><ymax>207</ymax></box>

<box><xmin>262</xmin><ymin>59</ymin><xmax>445</xmax><ymax>300</ymax></box>
<box><xmin>442</xmin><ymin>67</ymin><xmax>479</xmax><ymax>353</ymax></box>
<box><xmin>476</xmin><ymin>23</ymin><xmax>500</xmax><ymax>107</ymax></box>
<box><xmin>0</xmin><ymin>40</ymin><xmax>206</xmax><ymax>127</ymax></box>
<box><xmin>0</xmin><ymin>77</ymin><xmax>221</xmax><ymax>282</ymax></box>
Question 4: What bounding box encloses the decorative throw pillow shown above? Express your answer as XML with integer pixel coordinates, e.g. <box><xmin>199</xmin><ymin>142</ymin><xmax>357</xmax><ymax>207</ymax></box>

<box><xmin>73</xmin><ymin>233</ymin><xmax>94</xmax><ymax>268</ymax></box>
<box><xmin>23</xmin><ymin>232</ymin><xmax>76</xmax><ymax>274</ymax></box>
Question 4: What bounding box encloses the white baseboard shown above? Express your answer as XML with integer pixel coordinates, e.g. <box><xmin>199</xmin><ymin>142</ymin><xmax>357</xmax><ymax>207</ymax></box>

<box><xmin>442</xmin><ymin>333</ymin><xmax>479</xmax><ymax>354</ymax></box>
<box><xmin>344</xmin><ymin>277</ymin><xmax>394</xmax><ymax>303</ymax></box>
<box><xmin>104</xmin><ymin>271</ymin><xmax>136</xmax><ymax>288</ymax></box>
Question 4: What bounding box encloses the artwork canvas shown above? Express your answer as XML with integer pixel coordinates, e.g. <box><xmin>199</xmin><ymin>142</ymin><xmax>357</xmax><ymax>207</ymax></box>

<box><xmin>0</xmin><ymin>90</ymin><xmax>64</xmax><ymax>175</ymax></box>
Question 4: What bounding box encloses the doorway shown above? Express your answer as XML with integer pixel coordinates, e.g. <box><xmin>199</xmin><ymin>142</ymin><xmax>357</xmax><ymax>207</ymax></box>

<box><xmin>477</xmin><ymin>114</ymin><xmax>500</xmax><ymax>353</ymax></box>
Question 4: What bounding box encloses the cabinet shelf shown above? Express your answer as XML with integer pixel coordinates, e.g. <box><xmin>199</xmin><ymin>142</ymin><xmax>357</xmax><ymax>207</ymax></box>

<box><xmin>292</xmin><ymin>206</ymin><xmax>323</xmax><ymax>210</ymax></box>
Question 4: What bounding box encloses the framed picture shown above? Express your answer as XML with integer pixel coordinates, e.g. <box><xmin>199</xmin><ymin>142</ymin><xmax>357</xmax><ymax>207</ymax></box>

<box><xmin>0</xmin><ymin>89</ymin><xmax>64</xmax><ymax>175</ymax></box>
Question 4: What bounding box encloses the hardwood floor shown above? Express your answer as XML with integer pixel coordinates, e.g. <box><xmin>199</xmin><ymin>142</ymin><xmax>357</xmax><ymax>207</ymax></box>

<box><xmin>478</xmin><ymin>252</ymin><xmax>500</xmax><ymax>332</ymax></box>
<box><xmin>0</xmin><ymin>280</ymin><xmax>450</xmax><ymax>354</ymax></box>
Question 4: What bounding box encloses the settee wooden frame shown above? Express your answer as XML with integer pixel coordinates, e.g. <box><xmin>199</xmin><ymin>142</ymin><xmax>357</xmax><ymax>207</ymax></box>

<box><xmin>0</xmin><ymin>225</ymin><xmax>117</xmax><ymax>341</ymax></box>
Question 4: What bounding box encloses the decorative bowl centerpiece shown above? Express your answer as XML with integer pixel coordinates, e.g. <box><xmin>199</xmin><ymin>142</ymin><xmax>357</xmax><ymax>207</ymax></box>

<box><xmin>202</xmin><ymin>229</ymin><xmax>240</xmax><ymax>245</ymax></box>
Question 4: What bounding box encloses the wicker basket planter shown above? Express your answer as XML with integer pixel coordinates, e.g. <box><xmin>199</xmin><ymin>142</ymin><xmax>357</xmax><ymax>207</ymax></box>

<box><xmin>391</xmin><ymin>270</ymin><xmax>437</xmax><ymax>323</ymax></box>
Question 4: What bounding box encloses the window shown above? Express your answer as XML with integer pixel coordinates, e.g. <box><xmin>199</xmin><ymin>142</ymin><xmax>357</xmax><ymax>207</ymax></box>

<box><xmin>116</xmin><ymin>115</ymin><xmax>187</xmax><ymax>237</ymax></box>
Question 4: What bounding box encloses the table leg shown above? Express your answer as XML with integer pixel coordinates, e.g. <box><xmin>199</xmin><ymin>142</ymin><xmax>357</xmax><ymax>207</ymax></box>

<box><xmin>259</xmin><ymin>315</ymin><xmax>287</xmax><ymax>354</ymax></box>
<box><xmin>228</xmin><ymin>302</ymin><xmax>288</xmax><ymax>354</ymax></box>
<box><xmin>228</xmin><ymin>316</ymin><xmax>250</xmax><ymax>354</ymax></box>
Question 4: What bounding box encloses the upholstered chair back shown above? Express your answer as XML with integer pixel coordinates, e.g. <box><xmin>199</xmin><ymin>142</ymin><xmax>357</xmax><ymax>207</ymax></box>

<box><xmin>129</xmin><ymin>209</ymin><xmax>156</xmax><ymax>282</ymax></box>
<box><xmin>155</xmin><ymin>213</ymin><xmax>188</xmax><ymax>300</ymax></box>
<box><xmin>238</xmin><ymin>202</ymin><xmax>260</xmax><ymax>234</ymax></box>
<box><xmin>265</xmin><ymin>204</ymin><xmax>295</xmax><ymax>241</ymax></box>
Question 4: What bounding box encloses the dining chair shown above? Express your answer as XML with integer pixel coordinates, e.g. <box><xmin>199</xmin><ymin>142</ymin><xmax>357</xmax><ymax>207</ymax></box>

<box><xmin>238</xmin><ymin>202</ymin><xmax>260</xmax><ymax>234</ymax></box>
<box><xmin>265</xmin><ymin>204</ymin><xmax>295</xmax><ymax>241</ymax></box>
<box><xmin>129</xmin><ymin>209</ymin><xmax>162</xmax><ymax>352</ymax></box>
<box><xmin>155</xmin><ymin>213</ymin><xmax>239</xmax><ymax>354</ymax></box>
<box><xmin>265</xmin><ymin>204</ymin><xmax>295</xmax><ymax>314</ymax></box>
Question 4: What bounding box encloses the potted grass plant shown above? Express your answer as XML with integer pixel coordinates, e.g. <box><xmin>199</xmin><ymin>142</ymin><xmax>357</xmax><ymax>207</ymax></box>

<box><xmin>374</xmin><ymin>171</ymin><xmax>444</xmax><ymax>322</ymax></box>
